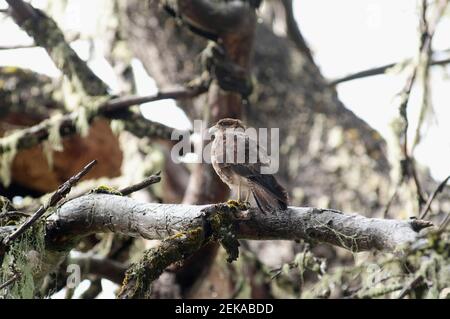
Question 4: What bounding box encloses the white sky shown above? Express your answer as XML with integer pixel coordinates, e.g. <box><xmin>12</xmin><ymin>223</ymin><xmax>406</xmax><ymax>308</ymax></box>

<box><xmin>0</xmin><ymin>0</ymin><xmax>449</xmax><ymax>299</ymax></box>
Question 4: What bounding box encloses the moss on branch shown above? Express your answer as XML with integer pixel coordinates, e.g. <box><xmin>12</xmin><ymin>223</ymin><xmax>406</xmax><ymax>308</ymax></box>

<box><xmin>118</xmin><ymin>202</ymin><xmax>243</xmax><ymax>298</ymax></box>
<box><xmin>118</xmin><ymin>227</ymin><xmax>206</xmax><ymax>299</ymax></box>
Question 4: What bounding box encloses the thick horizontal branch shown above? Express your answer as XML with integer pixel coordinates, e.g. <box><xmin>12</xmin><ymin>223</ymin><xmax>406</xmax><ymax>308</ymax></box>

<box><xmin>47</xmin><ymin>194</ymin><xmax>429</xmax><ymax>252</ymax></box>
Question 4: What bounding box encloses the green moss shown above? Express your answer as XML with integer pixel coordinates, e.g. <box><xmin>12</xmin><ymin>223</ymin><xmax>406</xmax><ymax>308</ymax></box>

<box><xmin>119</xmin><ymin>227</ymin><xmax>205</xmax><ymax>298</ymax></box>
<box><xmin>207</xmin><ymin>203</ymin><xmax>241</xmax><ymax>263</ymax></box>
<box><xmin>298</xmin><ymin>231</ymin><xmax>450</xmax><ymax>299</ymax></box>
<box><xmin>89</xmin><ymin>185</ymin><xmax>123</xmax><ymax>196</ymax></box>
<box><xmin>0</xmin><ymin>222</ymin><xmax>46</xmax><ymax>299</ymax></box>
<box><xmin>0</xmin><ymin>197</ymin><xmax>14</xmax><ymax>214</ymax></box>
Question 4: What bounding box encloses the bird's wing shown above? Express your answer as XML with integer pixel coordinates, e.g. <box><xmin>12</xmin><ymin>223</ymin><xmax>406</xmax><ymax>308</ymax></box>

<box><xmin>222</xmin><ymin>130</ymin><xmax>287</xmax><ymax>213</ymax></box>
<box><xmin>222</xmin><ymin>130</ymin><xmax>271</xmax><ymax>166</ymax></box>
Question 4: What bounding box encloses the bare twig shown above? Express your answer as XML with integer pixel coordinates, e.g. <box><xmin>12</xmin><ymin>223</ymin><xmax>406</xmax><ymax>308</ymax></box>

<box><xmin>69</xmin><ymin>254</ymin><xmax>127</xmax><ymax>284</ymax></box>
<box><xmin>397</xmin><ymin>275</ymin><xmax>424</xmax><ymax>299</ymax></box>
<box><xmin>119</xmin><ymin>172</ymin><xmax>162</xmax><ymax>196</ymax></box>
<box><xmin>329</xmin><ymin>56</ymin><xmax>450</xmax><ymax>86</ymax></box>
<box><xmin>394</xmin><ymin>0</ymin><xmax>449</xmax><ymax>212</ymax></box>
<box><xmin>281</xmin><ymin>0</ymin><xmax>315</xmax><ymax>63</ymax></box>
<box><xmin>419</xmin><ymin>174</ymin><xmax>450</xmax><ymax>219</ymax></box>
<box><xmin>0</xmin><ymin>43</ymin><xmax>35</xmax><ymax>50</ymax></box>
<box><xmin>80</xmin><ymin>278</ymin><xmax>103</xmax><ymax>299</ymax></box>
<box><xmin>0</xmin><ymin>211</ymin><xmax>31</xmax><ymax>221</ymax></box>
<box><xmin>0</xmin><ymin>272</ymin><xmax>20</xmax><ymax>290</ymax></box>
<box><xmin>383</xmin><ymin>178</ymin><xmax>403</xmax><ymax>218</ymax></box>
<box><xmin>2</xmin><ymin>160</ymin><xmax>97</xmax><ymax>246</ymax></box>
<box><xmin>438</xmin><ymin>213</ymin><xmax>450</xmax><ymax>232</ymax></box>
<box><xmin>102</xmin><ymin>85</ymin><xmax>208</xmax><ymax>114</ymax></box>
<box><xmin>0</xmin><ymin>263</ymin><xmax>21</xmax><ymax>290</ymax></box>
<box><xmin>0</xmin><ymin>87</ymin><xmax>202</xmax><ymax>156</ymax></box>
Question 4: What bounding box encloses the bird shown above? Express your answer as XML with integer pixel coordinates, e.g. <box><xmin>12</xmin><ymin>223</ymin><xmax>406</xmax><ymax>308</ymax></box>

<box><xmin>209</xmin><ymin>118</ymin><xmax>288</xmax><ymax>213</ymax></box>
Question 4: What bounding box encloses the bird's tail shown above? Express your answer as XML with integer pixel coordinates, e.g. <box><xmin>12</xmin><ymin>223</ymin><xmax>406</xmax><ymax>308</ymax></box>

<box><xmin>250</xmin><ymin>175</ymin><xmax>288</xmax><ymax>214</ymax></box>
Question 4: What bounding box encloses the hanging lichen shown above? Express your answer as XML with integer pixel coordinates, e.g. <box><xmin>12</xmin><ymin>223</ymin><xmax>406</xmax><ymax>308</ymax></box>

<box><xmin>42</xmin><ymin>114</ymin><xmax>65</xmax><ymax>170</ymax></box>
<box><xmin>75</xmin><ymin>107</ymin><xmax>90</xmax><ymax>138</ymax></box>
<box><xmin>0</xmin><ymin>131</ymin><xmax>21</xmax><ymax>187</ymax></box>
<box><xmin>75</xmin><ymin>95</ymin><xmax>111</xmax><ymax>138</ymax></box>
<box><xmin>110</xmin><ymin>119</ymin><xmax>125</xmax><ymax>136</ymax></box>
<box><xmin>0</xmin><ymin>222</ymin><xmax>46</xmax><ymax>299</ymax></box>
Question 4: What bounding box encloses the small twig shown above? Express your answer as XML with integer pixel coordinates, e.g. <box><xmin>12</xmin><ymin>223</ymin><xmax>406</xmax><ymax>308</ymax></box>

<box><xmin>0</xmin><ymin>211</ymin><xmax>31</xmax><ymax>220</ymax></box>
<box><xmin>0</xmin><ymin>264</ymin><xmax>21</xmax><ymax>290</ymax></box>
<box><xmin>119</xmin><ymin>172</ymin><xmax>162</xmax><ymax>196</ymax></box>
<box><xmin>0</xmin><ymin>272</ymin><xmax>20</xmax><ymax>290</ymax></box>
<box><xmin>383</xmin><ymin>178</ymin><xmax>403</xmax><ymax>218</ymax></box>
<box><xmin>0</xmin><ymin>86</ymin><xmax>203</xmax><ymax>157</ymax></box>
<box><xmin>281</xmin><ymin>0</ymin><xmax>315</xmax><ymax>63</ymax></box>
<box><xmin>393</xmin><ymin>0</ymin><xmax>449</xmax><ymax>212</ymax></box>
<box><xmin>80</xmin><ymin>278</ymin><xmax>103</xmax><ymax>299</ymax></box>
<box><xmin>438</xmin><ymin>213</ymin><xmax>450</xmax><ymax>233</ymax></box>
<box><xmin>397</xmin><ymin>275</ymin><xmax>424</xmax><ymax>299</ymax></box>
<box><xmin>103</xmin><ymin>86</ymin><xmax>208</xmax><ymax>114</ymax></box>
<box><xmin>419</xmin><ymin>174</ymin><xmax>450</xmax><ymax>219</ymax></box>
<box><xmin>2</xmin><ymin>160</ymin><xmax>97</xmax><ymax>246</ymax></box>
<box><xmin>329</xmin><ymin>56</ymin><xmax>450</xmax><ymax>86</ymax></box>
<box><xmin>0</xmin><ymin>43</ymin><xmax>35</xmax><ymax>50</ymax></box>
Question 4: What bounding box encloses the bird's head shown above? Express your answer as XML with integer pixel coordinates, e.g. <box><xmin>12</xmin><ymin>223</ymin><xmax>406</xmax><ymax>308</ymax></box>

<box><xmin>208</xmin><ymin>118</ymin><xmax>245</xmax><ymax>135</ymax></box>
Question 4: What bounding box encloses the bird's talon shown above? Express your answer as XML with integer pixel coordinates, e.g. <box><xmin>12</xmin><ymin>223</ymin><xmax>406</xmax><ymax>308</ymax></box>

<box><xmin>226</xmin><ymin>200</ymin><xmax>250</xmax><ymax>211</ymax></box>
<box><xmin>226</xmin><ymin>200</ymin><xmax>240</xmax><ymax>207</ymax></box>
<box><xmin>239</xmin><ymin>201</ymin><xmax>251</xmax><ymax>210</ymax></box>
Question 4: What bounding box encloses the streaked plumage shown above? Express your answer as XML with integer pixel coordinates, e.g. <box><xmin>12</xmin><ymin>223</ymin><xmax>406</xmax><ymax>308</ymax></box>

<box><xmin>209</xmin><ymin>118</ymin><xmax>288</xmax><ymax>213</ymax></box>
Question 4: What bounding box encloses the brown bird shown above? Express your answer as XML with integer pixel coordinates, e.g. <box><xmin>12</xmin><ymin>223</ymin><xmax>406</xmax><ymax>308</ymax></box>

<box><xmin>209</xmin><ymin>118</ymin><xmax>288</xmax><ymax>213</ymax></box>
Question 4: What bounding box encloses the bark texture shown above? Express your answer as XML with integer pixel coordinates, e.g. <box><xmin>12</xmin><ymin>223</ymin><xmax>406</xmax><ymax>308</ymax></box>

<box><xmin>48</xmin><ymin>194</ymin><xmax>425</xmax><ymax>252</ymax></box>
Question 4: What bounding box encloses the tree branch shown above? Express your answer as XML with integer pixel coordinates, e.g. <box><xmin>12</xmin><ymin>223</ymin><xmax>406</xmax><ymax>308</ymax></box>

<box><xmin>6</xmin><ymin>0</ymin><xmax>108</xmax><ymax>96</ymax></box>
<box><xmin>329</xmin><ymin>55</ymin><xmax>450</xmax><ymax>86</ymax></box>
<box><xmin>1</xmin><ymin>160</ymin><xmax>96</xmax><ymax>246</ymax></box>
<box><xmin>281</xmin><ymin>0</ymin><xmax>315</xmax><ymax>63</ymax></box>
<box><xmin>69</xmin><ymin>254</ymin><xmax>127</xmax><ymax>285</ymax></box>
<box><xmin>0</xmin><ymin>44</ymin><xmax>35</xmax><ymax>50</ymax></box>
<box><xmin>0</xmin><ymin>88</ymin><xmax>196</xmax><ymax>156</ymax></box>
<box><xmin>419</xmin><ymin>174</ymin><xmax>450</xmax><ymax>219</ymax></box>
<box><xmin>175</xmin><ymin>0</ymin><xmax>255</xmax><ymax>35</ymax></box>
<box><xmin>0</xmin><ymin>193</ymin><xmax>432</xmax><ymax>298</ymax></box>
<box><xmin>2</xmin><ymin>0</ymin><xmax>202</xmax><ymax>160</ymax></box>
<box><xmin>46</xmin><ymin>194</ymin><xmax>430</xmax><ymax>253</ymax></box>
<box><xmin>117</xmin><ymin>227</ymin><xmax>206</xmax><ymax>298</ymax></box>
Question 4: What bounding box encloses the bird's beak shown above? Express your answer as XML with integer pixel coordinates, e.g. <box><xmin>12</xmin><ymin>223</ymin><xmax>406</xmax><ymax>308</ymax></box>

<box><xmin>208</xmin><ymin>125</ymin><xmax>218</xmax><ymax>135</ymax></box>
